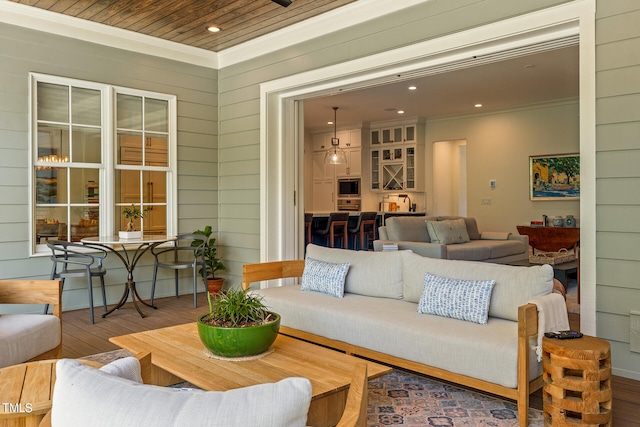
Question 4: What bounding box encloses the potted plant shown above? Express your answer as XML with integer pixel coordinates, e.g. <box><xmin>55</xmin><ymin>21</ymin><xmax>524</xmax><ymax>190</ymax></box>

<box><xmin>119</xmin><ymin>204</ymin><xmax>147</xmax><ymax>239</ymax></box>
<box><xmin>192</xmin><ymin>225</ymin><xmax>225</xmax><ymax>295</ymax></box>
<box><xmin>197</xmin><ymin>289</ymin><xmax>280</xmax><ymax>358</ymax></box>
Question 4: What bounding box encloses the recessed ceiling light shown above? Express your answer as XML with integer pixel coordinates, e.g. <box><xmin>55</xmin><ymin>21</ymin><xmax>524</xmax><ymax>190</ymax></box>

<box><xmin>408</xmin><ymin>86</ymin><xmax>417</xmax><ymax>91</ymax></box>
<box><xmin>207</xmin><ymin>26</ymin><xmax>221</xmax><ymax>33</ymax></box>
<box><xmin>327</xmin><ymin>121</ymin><xmax>334</xmax><ymax>125</ymax></box>
<box><xmin>397</xmin><ymin>110</ymin><xmax>405</xmax><ymax>114</ymax></box>
<box><xmin>474</xmin><ymin>104</ymin><xmax>483</xmax><ymax>108</ymax></box>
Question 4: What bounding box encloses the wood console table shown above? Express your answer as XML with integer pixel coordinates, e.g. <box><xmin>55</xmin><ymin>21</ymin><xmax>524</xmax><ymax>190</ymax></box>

<box><xmin>516</xmin><ymin>226</ymin><xmax>580</xmax><ymax>253</ymax></box>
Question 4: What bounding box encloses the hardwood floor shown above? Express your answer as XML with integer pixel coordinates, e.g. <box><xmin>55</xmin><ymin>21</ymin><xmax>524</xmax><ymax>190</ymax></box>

<box><xmin>62</xmin><ymin>292</ymin><xmax>639</xmax><ymax>425</ymax></box>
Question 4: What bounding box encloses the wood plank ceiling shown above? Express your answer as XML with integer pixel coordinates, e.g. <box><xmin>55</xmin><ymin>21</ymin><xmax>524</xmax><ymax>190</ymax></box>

<box><xmin>11</xmin><ymin>0</ymin><xmax>356</xmax><ymax>52</ymax></box>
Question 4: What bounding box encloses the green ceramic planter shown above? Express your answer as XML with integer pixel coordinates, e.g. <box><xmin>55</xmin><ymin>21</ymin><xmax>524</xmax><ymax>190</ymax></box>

<box><xmin>197</xmin><ymin>312</ymin><xmax>281</xmax><ymax>358</ymax></box>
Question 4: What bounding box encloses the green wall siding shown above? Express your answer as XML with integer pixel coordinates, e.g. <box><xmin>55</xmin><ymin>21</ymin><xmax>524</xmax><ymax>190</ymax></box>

<box><xmin>0</xmin><ymin>22</ymin><xmax>218</xmax><ymax>309</ymax></box>
<box><xmin>216</xmin><ymin>0</ymin><xmax>572</xmax><ymax>279</ymax></box>
<box><xmin>595</xmin><ymin>0</ymin><xmax>640</xmax><ymax>378</ymax></box>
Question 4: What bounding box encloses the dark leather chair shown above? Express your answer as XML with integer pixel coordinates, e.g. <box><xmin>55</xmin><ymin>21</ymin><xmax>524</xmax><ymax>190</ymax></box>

<box><xmin>150</xmin><ymin>234</ymin><xmax>207</xmax><ymax>308</ymax></box>
<box><xmin>313</xmin><ymin>212</ymin><xmax>349</xmax><ymax>248</ymax></box>
<box><xmin>46</xmin><ymin>240</ymin><xmax>108</xmax><ymax>324</ymax></box>
<box><xmin>348</xmin><ymin>212</ymin><xmax>378</xmax><ymax>250</ymax></box>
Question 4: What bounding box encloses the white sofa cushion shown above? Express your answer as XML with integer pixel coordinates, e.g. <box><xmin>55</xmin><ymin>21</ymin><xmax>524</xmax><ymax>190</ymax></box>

<box><xmin>301</xmin><ymin>257</ymin><xmax>349</xmax><ymax>298</ymax></box>
<box><xmin>98</xmin><ymin>356</ymin><xmax>142</xmax><ymax>383</ymax></box>
<box><xmin>0</xmin><ymin>314</ymin><xmax>60</xmax><ymax>368</ymax></box>
<box><xmin>418</xmin><ymin>273</ymin><xmax>495</xmax><ymax>325</ymax></box>
<box><xmin>401</xmin><ymin>251</ymin><xmax>553</xmax><ymax>321</ymax></box>
<box><xmin>255</xmin><ymin>286</ymin><xmax>541</xmax><ymax>389</ymax></box>
<box><xmin>306</xmin><ymin>244</ymin><xmax>404</xmax><ymax>299</ymax></box>
<box><xmin>52</xmin><ymin>359</ymin><xmax>312</xmax><ymax>427</ymax></box>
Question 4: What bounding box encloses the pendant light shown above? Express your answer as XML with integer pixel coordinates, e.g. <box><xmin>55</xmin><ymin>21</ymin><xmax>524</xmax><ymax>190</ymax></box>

<box><xmin>324</xmin><ymin>106</ymin><xmax>347</xmax><ymax>165</ymax></box>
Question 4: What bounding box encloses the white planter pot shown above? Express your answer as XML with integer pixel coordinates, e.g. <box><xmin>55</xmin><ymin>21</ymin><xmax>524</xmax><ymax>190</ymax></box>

<box><xmin>119</xmin><ymin>230</ymin><xmax>142</xmax><ymax>240</ymax></box>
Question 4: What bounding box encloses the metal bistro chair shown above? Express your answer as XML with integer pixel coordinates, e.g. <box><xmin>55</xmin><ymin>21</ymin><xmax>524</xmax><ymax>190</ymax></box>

<box><xmin>313</xmin><ymin>212</ymin><xmax>349</xmax><ymax>248</ymax></box>
<box><xmin>46</xmin><ymin>240</ymin><xmax>108</xmax><ymax>324</ymax></box>
<box><xmin>348</xmin><ymin>211</ymin><xmax>378</xmax><ymax>251</ymax></box>
<box><xmin>150</xmin><ymin>234</ymin><xmax>207</xmax><ymax>308</ymax></box>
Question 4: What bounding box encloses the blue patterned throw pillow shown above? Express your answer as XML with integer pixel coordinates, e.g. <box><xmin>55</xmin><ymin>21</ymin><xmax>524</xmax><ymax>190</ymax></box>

<box><xmin>301</xmin><ymin>257</ymin><xmax>350</xmax><ymax>298</ymax></box>
<box><xmin>417</xmin><ymin>273</ymin><xmax>496</xmax><ymax>324</ymax></box>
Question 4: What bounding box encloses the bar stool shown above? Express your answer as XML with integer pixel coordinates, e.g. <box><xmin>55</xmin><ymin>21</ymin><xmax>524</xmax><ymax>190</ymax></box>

<box><xmin>304</xmin><ymin>213</ymin><xmax>313</xmax><ymax>246</ymax></box>
<box><xmin>313</xmin><ymin>212</ymin><xmax>349</xmax><ymax>248</ymax></box>
<box><xmin>348</xmin><ymin>212</ymin><xmax>377</xmax><ymax>250</ymax></box>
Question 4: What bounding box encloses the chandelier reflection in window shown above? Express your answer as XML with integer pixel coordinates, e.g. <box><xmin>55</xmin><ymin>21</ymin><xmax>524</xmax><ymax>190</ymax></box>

<box><xmin>36</xmin><ymin>129</ymin><xmax>69</xmax><ymax>170</ymax></box>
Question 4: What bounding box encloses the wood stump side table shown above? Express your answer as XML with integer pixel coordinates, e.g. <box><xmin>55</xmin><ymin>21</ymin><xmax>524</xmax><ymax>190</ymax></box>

<box><xmin>542</xmin><ymin>335</ymin><xmax>612</xmax><ymax>426</ymax></box>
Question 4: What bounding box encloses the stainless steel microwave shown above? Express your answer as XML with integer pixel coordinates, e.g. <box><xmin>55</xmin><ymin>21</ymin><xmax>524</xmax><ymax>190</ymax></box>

<box><xmin>337</xmin><ymin>178</ymin><xmax>361</xmax><ymax>198</ymax></box>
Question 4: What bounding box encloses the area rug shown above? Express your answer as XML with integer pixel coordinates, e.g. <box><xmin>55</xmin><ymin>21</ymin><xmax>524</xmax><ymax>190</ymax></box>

<box><xmin>82</xmin><ymin>350</ymin><xmax>544</xmax><ymax>426</ymax></box>
<box><xmin>565</xmin><ymin>278</ymin><xmax>579</xmax><ymax>314</ymax></box>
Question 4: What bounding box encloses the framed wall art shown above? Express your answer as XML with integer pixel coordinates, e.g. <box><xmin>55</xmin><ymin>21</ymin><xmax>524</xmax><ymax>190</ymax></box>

<box><xmin>529</xmin><ymin>154</ymin><xmax>580</xmax><ymax>200</ymax></box>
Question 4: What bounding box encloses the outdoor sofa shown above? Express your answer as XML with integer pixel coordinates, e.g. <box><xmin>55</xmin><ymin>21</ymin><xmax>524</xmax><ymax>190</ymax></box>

<box><xmin>243</xmin><ymin>244</ymin><xmax>568</xmax><ymax>427</ymax></box>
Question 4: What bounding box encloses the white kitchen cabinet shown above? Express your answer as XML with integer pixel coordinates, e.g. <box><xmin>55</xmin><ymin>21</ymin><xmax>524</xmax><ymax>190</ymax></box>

<box><xmin>368</xmin><ymin>118</ymin><xmax>424</xmax><ymax>192</ymax></box>
<box><xmin>313</xmin><ymin>179</ymin><xmax>335</xmax><ymax>211</ymax></box>
<box><xmin>335</xmin><ymin>148</ymin><xmax>361</xmax><ymax>177</ymax></box>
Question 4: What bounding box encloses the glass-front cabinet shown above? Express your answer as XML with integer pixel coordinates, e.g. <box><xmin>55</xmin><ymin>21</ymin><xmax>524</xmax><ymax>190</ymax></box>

<box><xmin>369</xmin><ymin>119</ymin><xmax>423</xmax><ymax>192</ymax></box>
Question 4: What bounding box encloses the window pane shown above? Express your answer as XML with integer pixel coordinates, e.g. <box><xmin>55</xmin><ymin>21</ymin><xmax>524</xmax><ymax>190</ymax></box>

<box><xmin>71</xmin><ymin>87</ymin><xmax>101</xmax><ymax>126</ymax></box>
<box><xmin>71</xmin><ymin>206</ymin><xmax>98</xmax><ymax>242</ymax></box>
<box><xmin>70</xmin><ymin>169</ymin><xmax>99</xmax><ymax>204</ymax></box>
<box><xmin>118</xmin><ymin>132</ymin><xmax>143</xmax><ymax>166</ymax></box>
<box><xmin>37</xmin><ymin>125</ymin><xmax>69</xmax><ymax>164</ymax></box>
<box><xmin>116</xmin><ymin>169</ymin><xmax>141</xmax><ymax>204</ymax></box>
<box><xmin>71</xmin><ymin>126</ymin><xmax>101</xmax><ymax>163</ymax></box>
<box><xmin>145</xmin><ymin>98</ymin><xmax>168</xmax><ymax>132</ymax></box>
<box><xmin>146</xmin><ymin>135</ymin><xmax>168</xmax><ymax>166</ymax></box>
<box><xmin>144</xmin><ymin>205</ymin><xmax>166</xmax><ymax>235</ymax></box>
<box><xmin>143</xmin><ymin>171</ymin><xmax>166</xmax><ymax>204</ymax></box>
<box><xmin>35</xmin><ymin>167</ymin><xmax>67</xmax><ymax>204</ymax></box>
<box><xmin>37</xmin><ymin>82</ymin><xmax>68</xmax><ymax>123</ymax></box>
<box><xmin>35</xmin><ymin>206</ymin><xmax>67</xmax><ymax>243</ymax></box>
<box><xmin>117</xmin><ymin>94</ymin><xmax>142</xmax><ymax>129</ymax></box>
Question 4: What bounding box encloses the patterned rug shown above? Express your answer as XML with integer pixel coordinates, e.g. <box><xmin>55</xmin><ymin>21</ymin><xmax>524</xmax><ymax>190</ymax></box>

<box><xmin>82</xmin><ymin>350</ymin><xmax>544</xmax><ymax>427</ymax></box>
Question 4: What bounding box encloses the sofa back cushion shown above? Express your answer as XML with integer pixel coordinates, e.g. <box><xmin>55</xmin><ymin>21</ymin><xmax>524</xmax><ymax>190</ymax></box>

<box><xmin>400</xmin><ymin>251</ymin><xmax>553</xmax><ymax>321</ymax></box>
<box><xmin>306</xmin><ymin>244</ymin><xmax>404</xmax><ymax>299</ymax></box>
<box><xmin>385</xmin><ymin>216</ymin><xmax>431</xmax><ymax>242</ymax></box>
<box><xmin>52</xmin><ymin>359</ymin><xmax>312</xmax><ymax>427</ymax></box>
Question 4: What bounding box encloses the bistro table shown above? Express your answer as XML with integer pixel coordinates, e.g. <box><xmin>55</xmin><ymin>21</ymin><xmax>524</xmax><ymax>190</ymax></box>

<box><xmin>81</xmin><ymin>235</ymin><xmax>175</xmax><ymax>319</ymax></box>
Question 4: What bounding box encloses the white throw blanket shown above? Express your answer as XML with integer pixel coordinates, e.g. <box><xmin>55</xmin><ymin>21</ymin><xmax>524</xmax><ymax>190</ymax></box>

<box><xmin>527</xmin><ymin>293</ymin><xmax>570</xmax><ymax>361</ymax></box>
<box><xmin>480</xmin><ymin>231</ymin><xmax>511</xmax><ymax>240</ymax></box>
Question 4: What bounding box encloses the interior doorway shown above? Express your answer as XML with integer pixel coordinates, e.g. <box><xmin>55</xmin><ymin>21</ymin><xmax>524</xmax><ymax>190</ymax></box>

<box><xmin>432</xmin><ymin>140</ymin><xmax>467</xmax><ymax>217</ymax></box>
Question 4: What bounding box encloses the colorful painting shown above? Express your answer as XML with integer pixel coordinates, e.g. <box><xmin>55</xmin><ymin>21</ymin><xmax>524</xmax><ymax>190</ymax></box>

<box><xmin>530</xmin><ymin>154</ymin><xmax>580</xmax><ymax>200</ymax></box>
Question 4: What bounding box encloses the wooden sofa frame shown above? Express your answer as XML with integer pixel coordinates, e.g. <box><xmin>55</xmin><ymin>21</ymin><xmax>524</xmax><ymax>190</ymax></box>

<box><xmin>242</xmin><ymin>260</ymin><xmax>543</xmax><ymax>427</ymax></box>
<box><xmin>0</xmin><ymin>279</ymin><xmax>63</xmax><ymax>361</ymax></box>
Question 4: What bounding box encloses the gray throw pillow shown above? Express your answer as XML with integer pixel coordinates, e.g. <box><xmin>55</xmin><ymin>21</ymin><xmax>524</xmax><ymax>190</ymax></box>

<box><xmin>426</xmin><ymin>218</ymin><xmax>470</xmax><ymax>244</ymax></box>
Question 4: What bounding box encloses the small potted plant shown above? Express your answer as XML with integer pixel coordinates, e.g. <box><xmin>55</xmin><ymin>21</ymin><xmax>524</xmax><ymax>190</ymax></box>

<box><xmin>119</xmin><ymin>204</ymin><xmax>147</xmax><ymax>239</ymax></box>
<box><xmin>192</xmin><ymin>225</ymin><xmax>225</xmax><ymax>295</ymax></box>
<box><xmin>197</xmin><ymin>288</ymin><xmax>280</xmax><ymax>358</ymax></box>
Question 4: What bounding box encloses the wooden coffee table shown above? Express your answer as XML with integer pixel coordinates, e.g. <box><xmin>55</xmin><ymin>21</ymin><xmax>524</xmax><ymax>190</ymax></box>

<box><xmin>110</xmin><ymin>323</ymin><xmax>391</xmax><ymax>427</ymax></box>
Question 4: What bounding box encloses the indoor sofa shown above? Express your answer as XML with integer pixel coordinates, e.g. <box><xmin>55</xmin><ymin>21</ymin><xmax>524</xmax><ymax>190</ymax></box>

<box><xmin>373</xmin><ymin>215</ymin><xmax>528</xmax><ymax>263</ymax></box>
<box><xmin>243</xmin><ymin>244</ymin><xmax>568</xmax><ymax>427</ymax></box>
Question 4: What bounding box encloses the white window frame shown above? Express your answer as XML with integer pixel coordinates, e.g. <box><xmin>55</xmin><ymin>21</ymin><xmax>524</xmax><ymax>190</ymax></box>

<box><xmin>29</xmin><ymin>73</ymin><xmax>177</xmax><ymax>255</ymax></box>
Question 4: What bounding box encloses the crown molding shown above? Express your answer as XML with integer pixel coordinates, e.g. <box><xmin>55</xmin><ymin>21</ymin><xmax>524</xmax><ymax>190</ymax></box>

<box><xmin>0</xmin><ymin>0</ymin><xmax>429</xmax><ymax>70</ymax></box>
<box><xmin>0</xmin><ymin>0</ymin><xmax>218</xmax><ymax>69</ymax></box>
<box><xmin>218</xmin><ymin>0</ymin><xmax>429</xmax><ymax>68</ymax></box>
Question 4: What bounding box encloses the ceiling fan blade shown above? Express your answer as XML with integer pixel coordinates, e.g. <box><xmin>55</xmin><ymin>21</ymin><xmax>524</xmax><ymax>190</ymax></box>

<box><xmin>271</xmin><ymin>0</ymin><xmax>292</xmax><ymax>7</ymax></box>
